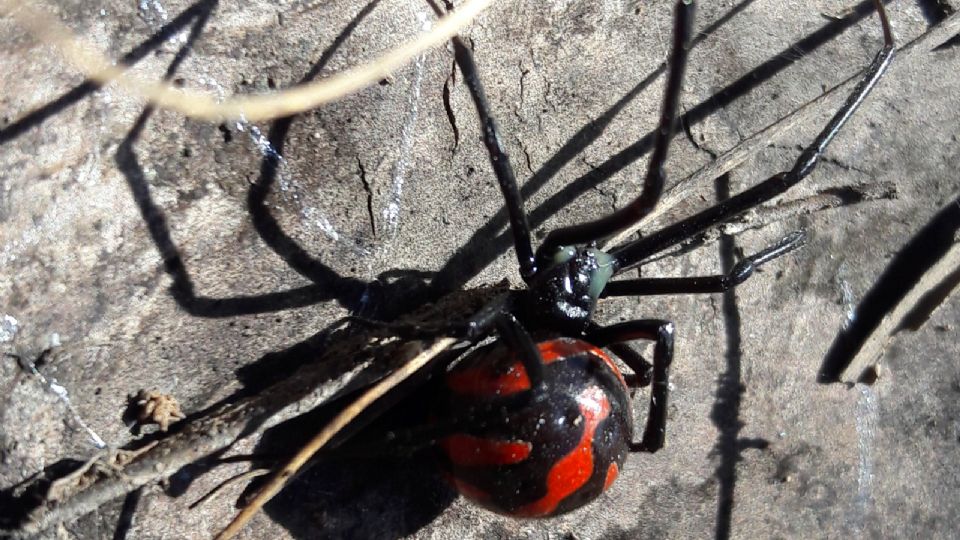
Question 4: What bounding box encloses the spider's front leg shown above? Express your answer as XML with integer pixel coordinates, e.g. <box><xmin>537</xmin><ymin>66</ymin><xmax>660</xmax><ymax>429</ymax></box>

<box><xmin>602</xmin><ymin>230</ymin><xmax>806</xmax><ymax>296</ymax></box>
<box><xmin>586</xmin><ymin>320</ymin><xmax>676</xmax><ymax>452</ymax></box>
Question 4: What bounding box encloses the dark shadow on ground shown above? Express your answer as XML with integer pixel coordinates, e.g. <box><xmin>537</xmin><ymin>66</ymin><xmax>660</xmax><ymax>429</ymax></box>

<box><xmin>243</xmin><ymin>381</ymin><xmax>458</xmax><ymax>539</ymax></box>
<box><xmin>708</xmin><ymin>174</ymin><xmax>775</xmax><ymax>540</ymax></box>
<box><xmin>818</xmin><ymin>192</ymin><xmax>960</xmax><ymax>382</ymax></box>
<box><xmin>710</xmin><ymin>173</ymin><xmax>744</xmax><ymax>540</ymax></box>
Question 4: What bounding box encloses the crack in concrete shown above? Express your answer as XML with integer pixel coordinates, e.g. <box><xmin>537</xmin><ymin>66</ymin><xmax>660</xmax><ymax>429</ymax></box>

<box><xmin>442</xmin><ymin>58</ymin><xmax>460</xmax><ymax>153</ymax></box>
<box><xmin>356</xmin><ymin>157</ymin><xmax>375</xmax><ymax>237</ymax></box>
<box><xmin>518</xmin><ymin>137</ymin><xmax>534</xmax><ymax>175</ymax></box>
<box><xmin>516</xmin><ymin>59</ymin><xmax>530</xmax><ymax>122</ymax></box>
<box><xmin>580</xmin><ymin>156</ymin><xmax>618</xmax><ymax>213</ymax></box>
<box><xmin>682</xmin><ymin>115</ymin><xmax>719</xmax><ymax>160</ymax></box>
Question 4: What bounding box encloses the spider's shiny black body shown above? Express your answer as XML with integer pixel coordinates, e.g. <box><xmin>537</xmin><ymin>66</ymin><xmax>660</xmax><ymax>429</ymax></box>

<box><xmin>521</xmin><ymin>246</ymin><xmax>617</xmax><ymax>335</ymax></box>
<box><xmin>358</xmin><ymin>0</ymin><xmax>894</xmax><ymax>517</ymax></box>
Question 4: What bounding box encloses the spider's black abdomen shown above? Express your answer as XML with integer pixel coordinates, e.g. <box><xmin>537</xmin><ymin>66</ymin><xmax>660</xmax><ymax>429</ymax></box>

<box><xmin>436</xmin><ymin>338</ymin><xmax>632</xmax><ymax>517</ymax></box>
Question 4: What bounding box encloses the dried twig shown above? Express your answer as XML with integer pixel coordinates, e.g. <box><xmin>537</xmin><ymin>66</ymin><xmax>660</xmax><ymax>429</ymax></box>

<box><xmin>716</xmin><ymin>181</ymin><xmax>897</xmax><ymax>236</ymax></box>
<box><xmin>189</xmin><ymin>469</ymin><xmax>272</xmax><ymax>510</ymax></box>
<box><xmin>642</xmin><ymin>181</ymin><xmax>899</xmax><ymax>263</ymax></box>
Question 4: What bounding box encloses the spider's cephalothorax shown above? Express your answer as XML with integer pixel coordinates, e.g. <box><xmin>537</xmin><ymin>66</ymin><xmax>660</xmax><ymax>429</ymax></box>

<box><xmin>522</xmin><ymin>245</ymin><xmax>617</xmax><ymax>336</ymax></box>
<box><xmin>358</xmin><ymin>0</ymin><xmax>893</xmax><ymax>518</ymax></box>
<box><xmin>436</xmin><ymin>338</ymin><xmax>632</xmax><ymax>517</ymax></box>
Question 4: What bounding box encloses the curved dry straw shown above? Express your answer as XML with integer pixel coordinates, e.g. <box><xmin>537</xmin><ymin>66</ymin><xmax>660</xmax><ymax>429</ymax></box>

<box><xmin>1</xmin><ymin>0</ymin><xmax>493</xmax><ymax>122</ymax></box>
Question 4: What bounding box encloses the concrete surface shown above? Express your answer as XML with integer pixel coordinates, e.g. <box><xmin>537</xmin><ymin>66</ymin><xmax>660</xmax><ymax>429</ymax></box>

<box><xmin>1</xmin><ymin>0</ymin><xmax>958</xmax><ymax>538</ymax></box>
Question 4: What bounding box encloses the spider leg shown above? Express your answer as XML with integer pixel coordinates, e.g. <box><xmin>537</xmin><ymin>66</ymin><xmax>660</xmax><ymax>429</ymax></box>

<box><xmin>611</xmin><ymin>0</ymin><xmax>894</xmax><ymax>272</ymax></box>
<box><xmin>602</xmin><ymin>230</ymin><xmax>805</xmax><ymax>296</ymax></box>
<box><xmin>348</xmin><ymin>294</ymin><xmax>546</xmax><ymax>389</ymax></box>
<box><xmin>582</xmin><ymin>322</ymin><xmax>654</xmax><ymax>387</ymax></box>
<box><xmin>493</xmin><ymin>312</ymin><xmax>546</xmax><ymax>392</ymax></box>
<box><xmin>535</xmin><ymin>0</ymin><xmax>694</xmax><ymax>265</ymax></box>
<box><xmin>606</xmin><ymin>342</ymin><xmax>653</xmax><ymax>388</ymax></box>
<box><xmin>453</xmin><ymin>38</ymin><xmax>537</xmax><ymax>281</ymax></box>
<box><xmin>585</xmin><ymin>320</ymin><xmax>675</xmax><ymax>453</ymax></box>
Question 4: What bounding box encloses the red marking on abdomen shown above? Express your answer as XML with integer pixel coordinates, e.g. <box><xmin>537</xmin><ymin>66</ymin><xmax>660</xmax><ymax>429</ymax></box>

<box><xmin>513</xmin><ymin>385</ymin><xmax>612</xmax><ymax>517</ymax></box>
<box><xmin>538</xmin><ymin>339</ymin><xmax>595</xmax><ymax>364</ymax></box>
<box><xmin>604</xmin><ymin>462</ymin><xmax>619</xmax><ymax>491</ymax></box>
<box><xmin>538</xmin><ymin>339</ymin><xmax>628</xmax><ymax>389</ymax></box>
<box><xmin>440</xmin><ymin>434</ymin><xmax>533</xmax><ymax>466</ymax></box>
<box><xmin>447</xmin><ymin>339</ymin><xmax>626</xmax><ymax>400</ymax></box>
<box><xmin>446</xmin><ymin>360</ymin><xmax>531</xmax><ymax>397</ymax></box>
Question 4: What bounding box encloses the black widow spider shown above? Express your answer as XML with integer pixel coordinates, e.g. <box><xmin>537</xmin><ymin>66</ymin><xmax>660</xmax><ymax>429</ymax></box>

<box><xmin>351</xmin><ymin>0</ymin><xmax>895</xmax><ymax>517</ymax></box>
<box><xmin>230</xmin><ymin>0</ymin><xmax>896</xmax><ymax>528</ymax></box>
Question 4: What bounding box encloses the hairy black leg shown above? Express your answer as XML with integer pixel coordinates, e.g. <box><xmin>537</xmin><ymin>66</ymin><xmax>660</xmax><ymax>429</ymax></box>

<box><xmin>453</xmin><ymin>39</ymin><xmax>537</xmax><ymax>281</ymax></box>
<box><xmin>586</xmin><ymin>320</ymin><xmax>675</xmax><ymax>452</ymax></box>
<box><xmin>611</xmin><ymin>0</ymin><xmax>894</xmax><ymax>272</ymax></box>
<box><xmin>602</xmin><ymin>230</ymin><xmax>805</xmax><ymax>296</ymax></box>
<box><xmin>535</xmin><ymin>0</ymin><xmax>694</xmax><ymax>265</ymax></box>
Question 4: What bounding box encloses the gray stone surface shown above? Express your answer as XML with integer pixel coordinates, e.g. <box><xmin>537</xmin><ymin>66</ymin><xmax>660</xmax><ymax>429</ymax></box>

<box><xmin>1</xmin><ymin>0</ymin><xmax>958</xmax><ymax>538</ymax></box>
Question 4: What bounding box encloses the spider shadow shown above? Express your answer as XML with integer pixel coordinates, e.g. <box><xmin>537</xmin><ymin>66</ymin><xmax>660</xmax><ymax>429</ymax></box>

<box><xmin>0</xmin><ymin>1</ymin><xmax>403</xmax><ymax>535</ymax></box>
<box><xmin>0</xmin><ymin>0</ymin><xmax>220</xmax><ymax>146</ymax></box>
<box><xmin>115</xmin><ymin>0</ymin><xmax>452</xmax><ymax>370</ymax></box>
<box><xmin>108</xmin><ymin>1</ymin><xmax>459</xmax><ymax>534</ymax></box>
<box><xmin>709</xmin><ymin>175</ymin><xmax>771</xmax><ymax>540</ymax></box>
<box><xmin>257</xmin><ymin>453</ymin><xmax>454</xmax><ymax>540</ymax></box>
<box><xmin>818</xmin><ymin>193</ymin><xmax>960</xmax><ymax>383</ymax></box>
<box><xmin>114</xmin><ymin>0</ymin><xmax>380</xmax><ymax>323</ymax></box>
<box><xmin>0</xmin><ymin>2</ymin><xmax>220</xmax><ymax>535</ymax></box>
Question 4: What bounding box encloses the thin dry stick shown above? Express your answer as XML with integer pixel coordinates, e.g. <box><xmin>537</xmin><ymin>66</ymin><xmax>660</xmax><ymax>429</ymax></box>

<box><xmin>0</xmin><ymin>0</ymin><xmax>492</xmax><ymax>122</ymax></box>
<box><xmin>602</xmin><ymin>8</ymin><xmax>960</xmax><ymax>251</ymax></box>
<box><xmin>215</xmin><ymin>337</ymin><xmax>458</xmax><ymax>540</ymax></box>
<box><xmin>189</xmin><ymin>469</ymin><xmax>272</xmax><ymax>510</ymax></box>
<box><xmin>716</xmin><ymin>181</ymin><xmax>898</xmax><ymax>237</ymax></box>
<box><xmin>643</xmin><ymin>181</ymin><xmax>900</xmax><ymax>263</ymax></box>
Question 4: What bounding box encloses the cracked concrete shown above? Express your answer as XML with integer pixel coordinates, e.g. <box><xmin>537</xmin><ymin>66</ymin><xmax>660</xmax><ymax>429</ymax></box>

<box><xmin>356</xmin><ymin>156</ymin><xmax>377</xmax><ymax>237</ymax></box>
<box><xmin>1</xmin><ymin>0</ymin><xmax>959</xmax><ymax>539</ymax></box>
